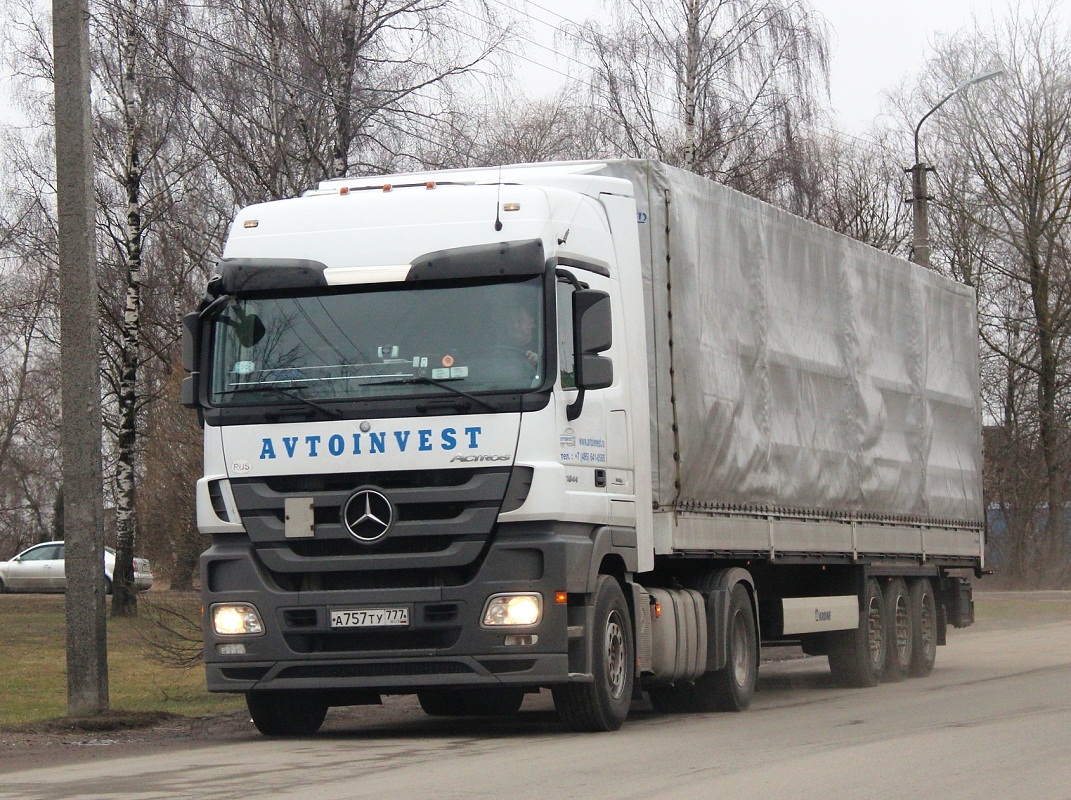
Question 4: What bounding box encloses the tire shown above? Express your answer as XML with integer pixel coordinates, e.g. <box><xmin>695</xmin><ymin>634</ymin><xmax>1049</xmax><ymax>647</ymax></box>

<box><xmin>552</xmin><ymin>575</ymin><xmax>634</xmax><ymax>732</ymax></box>
<box><xmin>0</xmin><ymin>577</ymin><xmax>6</xmax><ymax>594</ymax></box>
<box><xmin>828</xmin><ymin>577</ymin><xmax>886</xmax><ymax>688</ymax></box>
<box><xmin>691</xmin><ymin>583</ymin><xmax>757</xmax><ymax>712</ymax></box>
<box><xmin>246</xmin><ymin>691</ymin><xmax>328</xmax><ymax>737</ymax></box>
<box><xmin>104</xmin><ymin>577</ymin><xmax>113</xmax><ymax>596</ymax></box>
<box><xmin>418</xmin><ymin>687</ymin><xmax>525</xmax><ymax>717</ymax></box>
<box><xmin>882</xmin><ymin>578</ymin><xmax>913</xmax><ymax>682</ymax></box>
<box><xmin>908</xmin><ymin>578</ymin><xmax>938</xmax><ymax>677</ymax></box>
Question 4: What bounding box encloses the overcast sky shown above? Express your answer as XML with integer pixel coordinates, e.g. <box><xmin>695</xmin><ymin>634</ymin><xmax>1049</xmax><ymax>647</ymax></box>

<box><xmin>514</xmin><ymin>0</ymin><xmax>1007</xmax><ymax>136</ymax></box>
<box><xmin>0</xmin><ymin>0</ymin><xmax>1021</xmax><ymax>138</ymax></box>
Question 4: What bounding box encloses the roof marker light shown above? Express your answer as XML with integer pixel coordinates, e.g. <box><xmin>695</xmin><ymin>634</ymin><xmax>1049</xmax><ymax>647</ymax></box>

<box><xmin>426</xmin><ymin>182</ymin><xmax>436</xmax><ymax>189</ymax></box>
<box><xmin>383</xmin><ymin>184</ymin><xmax>392</xmax><ymax>192</ymax></box>
<box><xmin>243</xmin><ymin>220</ymin><xmax>258</xmax><ymax>228</ymax></box>
<box><xmin>339</xmin><ymin>186</ymin><xmax>349</xmax><ymax>195</ymax></box>
<box><xmin>503</xmin><ymin>202</ymin><xmax>521</xmax><ymax>212</ymax></box>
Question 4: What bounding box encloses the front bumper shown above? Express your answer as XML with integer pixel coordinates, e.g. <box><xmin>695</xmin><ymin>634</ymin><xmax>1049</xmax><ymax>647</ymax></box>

<box><xmin>201</xmin><ymin>528</ymin><xmax>594</xmax><ymax>694</ymax></box>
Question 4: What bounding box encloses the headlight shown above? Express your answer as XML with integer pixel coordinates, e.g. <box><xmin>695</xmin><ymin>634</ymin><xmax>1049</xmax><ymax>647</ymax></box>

<box><xmin>211</xmin><ymin>603</ymin><xmax>264</xmax><ymax>636</ymax></box>
<box><xmin>481</xmin><ymin>593</ymin><xmax>542</xmax><ymax>627</ymax></box>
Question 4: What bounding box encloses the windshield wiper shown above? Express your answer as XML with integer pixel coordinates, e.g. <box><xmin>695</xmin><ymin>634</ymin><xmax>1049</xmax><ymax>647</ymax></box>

<box><xmin>373</xmin><ymin>375</ymin><xmax>496</xmax><ymax>412</ymax></box>
<box><xmin>220</xmin><ymin>384</ymin><xmax>341</xmax><ymax>418</ymax></box>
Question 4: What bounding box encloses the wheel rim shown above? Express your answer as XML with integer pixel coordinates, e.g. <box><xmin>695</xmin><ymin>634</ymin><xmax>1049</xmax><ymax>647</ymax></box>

<box><xmin>867</xmin><ymin>594</ymin><xmax>883</xmax><ymax>668</ymax></box>
<box><xmin>894</xmin><ymin>595</ymin><xmax>910</xmax><ymax>662</ymax></box>
<box><xmin>605</xmin><ymin>610</ymin><xmax>627</xmax><ymax>700</ymax></box>
<box><xmin>730</xmin><ymin>610</ymin><xmax>752</xmax><ymax>686</ymax></box>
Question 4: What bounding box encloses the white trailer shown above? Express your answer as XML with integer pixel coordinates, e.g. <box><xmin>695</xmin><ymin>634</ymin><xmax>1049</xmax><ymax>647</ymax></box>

<box><xmin>183</xmin><ymin>160</ymin><xmax>983</xmax><ymax>734</ymax></box>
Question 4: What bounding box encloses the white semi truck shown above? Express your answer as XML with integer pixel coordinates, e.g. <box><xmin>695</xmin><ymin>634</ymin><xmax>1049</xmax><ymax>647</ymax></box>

<box><xmin>182</xmin><ymin>160</ymin><xmax>984</xmax><ymax>735</ymax></box>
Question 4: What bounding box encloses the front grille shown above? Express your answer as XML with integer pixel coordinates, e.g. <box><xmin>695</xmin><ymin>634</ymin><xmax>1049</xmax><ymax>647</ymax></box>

<box><xmin>264</xmin><ymin>469</ymin><xmax>475</xmax><ymax>494</ymax></box>
<box><xmin>230</xmin><ymin>467</ymin><xmax>511</xmax><ymax>580</ymax></box>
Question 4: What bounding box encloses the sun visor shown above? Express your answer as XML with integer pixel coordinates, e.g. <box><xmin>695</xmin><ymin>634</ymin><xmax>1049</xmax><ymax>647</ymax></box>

<box><xmin>407</xmin><ymin>239</ymin><xmax>545</xmax><ymax>282</ymax></box>
<box><xmin>213</xmin><ymin>258</ymin><xmax>329</xmax><ymax>294</ymax></box>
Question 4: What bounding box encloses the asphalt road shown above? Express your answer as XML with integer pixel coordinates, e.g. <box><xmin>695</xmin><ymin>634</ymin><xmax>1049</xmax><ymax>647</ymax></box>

<box><xmin>5</xmin><ymin>612</ymin><xmax>1070</xmax><ymax>800</ymax></box>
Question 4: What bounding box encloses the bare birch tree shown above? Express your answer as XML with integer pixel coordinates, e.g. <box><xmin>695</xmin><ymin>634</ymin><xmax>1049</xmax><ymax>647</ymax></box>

<box><xmin>571</xmin><ymin>0</ymin><xmax>829</xmax><ymax>202</ymax></box>
<box><xmin>418</xmin><ymin>88</ymin><xmax>612</xmax><ymax>168</ymax></box>
<box><xmin>789</xmin><ymin>128</ymin><xmax>911</xmax><ymax>252</ymax></box>
<box><xmin>90</xmin><ymin>0</ymin><xmax>204</xmax><ymax>614</ymax></box>
<box><xmin>917</xmin><ymin>4</ymin><xmax>1071</xmax><ymax>585</ymax></box>
<box><xmin>172</xmin><ymin>0</ymin><xmax>501</xmax><ymax>204</ymax></box>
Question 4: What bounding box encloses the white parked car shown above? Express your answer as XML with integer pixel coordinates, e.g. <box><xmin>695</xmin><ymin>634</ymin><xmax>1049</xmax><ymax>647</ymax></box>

<box><xmin>0</xmin><ymin>541</ymin><xmax>154</xmax><ymax>593</ymax></box>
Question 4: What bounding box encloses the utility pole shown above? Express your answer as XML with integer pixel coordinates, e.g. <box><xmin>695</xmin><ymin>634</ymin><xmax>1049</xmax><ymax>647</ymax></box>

<box><xmin>908</xmin><ymin>68</ymin><xmax>1005</xmax><ymax>269</ymax></box>
<box><xmin>54</xmin><ymin>0</ymin><xmax>109</xmax><ymax>714</ymax></box>
<box><xmin>909</xmin><ymin>162</ymin><xmax>933</xmax><ymax>268</ymax></box>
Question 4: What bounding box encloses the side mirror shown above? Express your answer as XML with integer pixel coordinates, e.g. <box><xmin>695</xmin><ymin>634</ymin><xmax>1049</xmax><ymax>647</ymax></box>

<box><xmin>573</xmin><ymin>289</ymin><xmax>613</xmax><ymax>391</ymax></box>
<box><xmin>182</xmin><ymin>312</ymin><xmax>201</xmax><ymax>409</ymax></box>
<box><xmin>182</xmin><ymin>312</ymin><xmax>200</xmax><ymax>373</ymax></box>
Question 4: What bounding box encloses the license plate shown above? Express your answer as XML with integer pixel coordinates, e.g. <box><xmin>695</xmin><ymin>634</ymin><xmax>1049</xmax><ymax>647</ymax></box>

<box><xmin>330</xmin><ymin>607</ymin><xmax>409</xmax><ymax>628</ymax></box>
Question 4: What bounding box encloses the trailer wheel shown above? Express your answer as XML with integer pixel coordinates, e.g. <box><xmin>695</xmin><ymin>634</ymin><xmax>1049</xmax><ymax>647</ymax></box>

<box><xmin>418</xmin><ymin>687</ymin><xmax>525</xmax><ymax>717</ymax></box>
<box><xmin>246</xmin><ymin>690</ymin><xmax>328</xmax><ymax>737</ymax></box>
<box><xmin>882</xmin><ymin>578</ymin><xmax>912</xmax><ymax>682</ymax></box>
<box><xmin>552</xmin><ymin>575</ymin><xmax>634</xmax><ymax>732</ymax></box>
<box><xmin>908</xmin><ymin>578</ymin><xmax>938</xmax><ymax>677</ymax></box>
<box><xmin>828</xmin><ymin>578</ymin><xmax>886</xmax><ymax>688</ymax></box>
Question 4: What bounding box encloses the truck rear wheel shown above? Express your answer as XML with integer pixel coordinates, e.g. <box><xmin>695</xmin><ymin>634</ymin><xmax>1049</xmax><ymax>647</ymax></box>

<box><xmin>692</xmin><ymin>583</ymin><xmax>757</xmax><ymax>712</ymax></box>
<box><xmin>246</xmin><ymin>690</ymin><xmax>328</xmax><ymax>737</ymax></box>
<box><xmin>828</xmin><ymin>578</ymin><xmax>886</xmax><ymax>688</ymax></box>
<box><xmin>908</xmin><ymin>578</ymin><xmax>938</xmax><ymax>677</ymax></box>
<box><xmin>552</xmin><ymin>575</ymin><xmax>634</xmax><ymax>732</ymax></box>
<box><xmin>417</xmin><ymin>687</ymin><xmax>525</xmax><ymax>717</ymax></box>
<box><xmin>882</xmin><ymin>578</ymin><xmax>912</xmax><ymax>682</ymax></box>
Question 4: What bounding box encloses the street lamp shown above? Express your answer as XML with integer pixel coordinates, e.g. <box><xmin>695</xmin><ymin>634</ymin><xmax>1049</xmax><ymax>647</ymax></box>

<box><xmin>909</xmin><ymin>68</ymin><xmax>1005</xmax><ymax>267</ymax></box>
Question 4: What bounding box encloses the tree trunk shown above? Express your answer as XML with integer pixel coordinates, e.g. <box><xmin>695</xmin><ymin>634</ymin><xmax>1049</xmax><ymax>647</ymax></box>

<box><xmin>111</xmin><ymin>0</ymin><xmax>144</xmax><ymax>617</ymax></box>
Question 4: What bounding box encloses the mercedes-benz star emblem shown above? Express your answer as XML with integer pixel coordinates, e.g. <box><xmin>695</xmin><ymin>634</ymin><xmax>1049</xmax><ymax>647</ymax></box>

<box><xmin>341</xmin><ymin>488</ymin><xmax>394</xmax><ymax>542</ymax></box>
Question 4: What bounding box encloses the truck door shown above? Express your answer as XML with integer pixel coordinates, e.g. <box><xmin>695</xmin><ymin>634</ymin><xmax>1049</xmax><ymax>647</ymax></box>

<box><xmin>555</xmin><ymin>272</ymin><xmax>630</xmax><ymax>516</ymax></box>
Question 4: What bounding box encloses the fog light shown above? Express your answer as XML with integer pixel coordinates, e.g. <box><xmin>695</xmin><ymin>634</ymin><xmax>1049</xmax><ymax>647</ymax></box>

<box><xmin>212</xmin><ymin>603</ymin><xmax>264</xmax><ymax>636</ymax></box>
<box><xmin>504</xmin><ymin>634</ymin><xmax>538</xmax><ymax>646</ymax></box>
<box><xmin>217</xmin><ymin>643</ymin><xmax>247</xmax><ymax>655</ymax></box>
<box><xmin>482</xmin><ymin>593</ymin><xmax>542</xmax><ymax>627</ymax></box>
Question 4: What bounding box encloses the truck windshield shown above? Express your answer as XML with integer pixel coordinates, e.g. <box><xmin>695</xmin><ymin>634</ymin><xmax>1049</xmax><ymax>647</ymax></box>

<box><xmin>207</xmin><ymin>276</ymin><xmax>545</xmax><ymax>406</ymax></box>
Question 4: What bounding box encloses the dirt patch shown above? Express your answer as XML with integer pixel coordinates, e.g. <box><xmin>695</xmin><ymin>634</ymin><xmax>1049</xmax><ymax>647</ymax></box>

<box><xmin>0</xmin><ymin>708</ymin><xmax>257</xmax><ymax>773</ymax></box>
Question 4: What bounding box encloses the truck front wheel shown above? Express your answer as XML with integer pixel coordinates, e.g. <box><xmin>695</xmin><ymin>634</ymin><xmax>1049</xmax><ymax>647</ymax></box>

<box><xmin>246</xmin><ymin>690</ymin><xmax>328</xmax><ymax>737</ymax></box>
<box><xmin>552</xmin><ymin>575</ymin><xmax>634</xmax><ymax>732</ymax></box>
